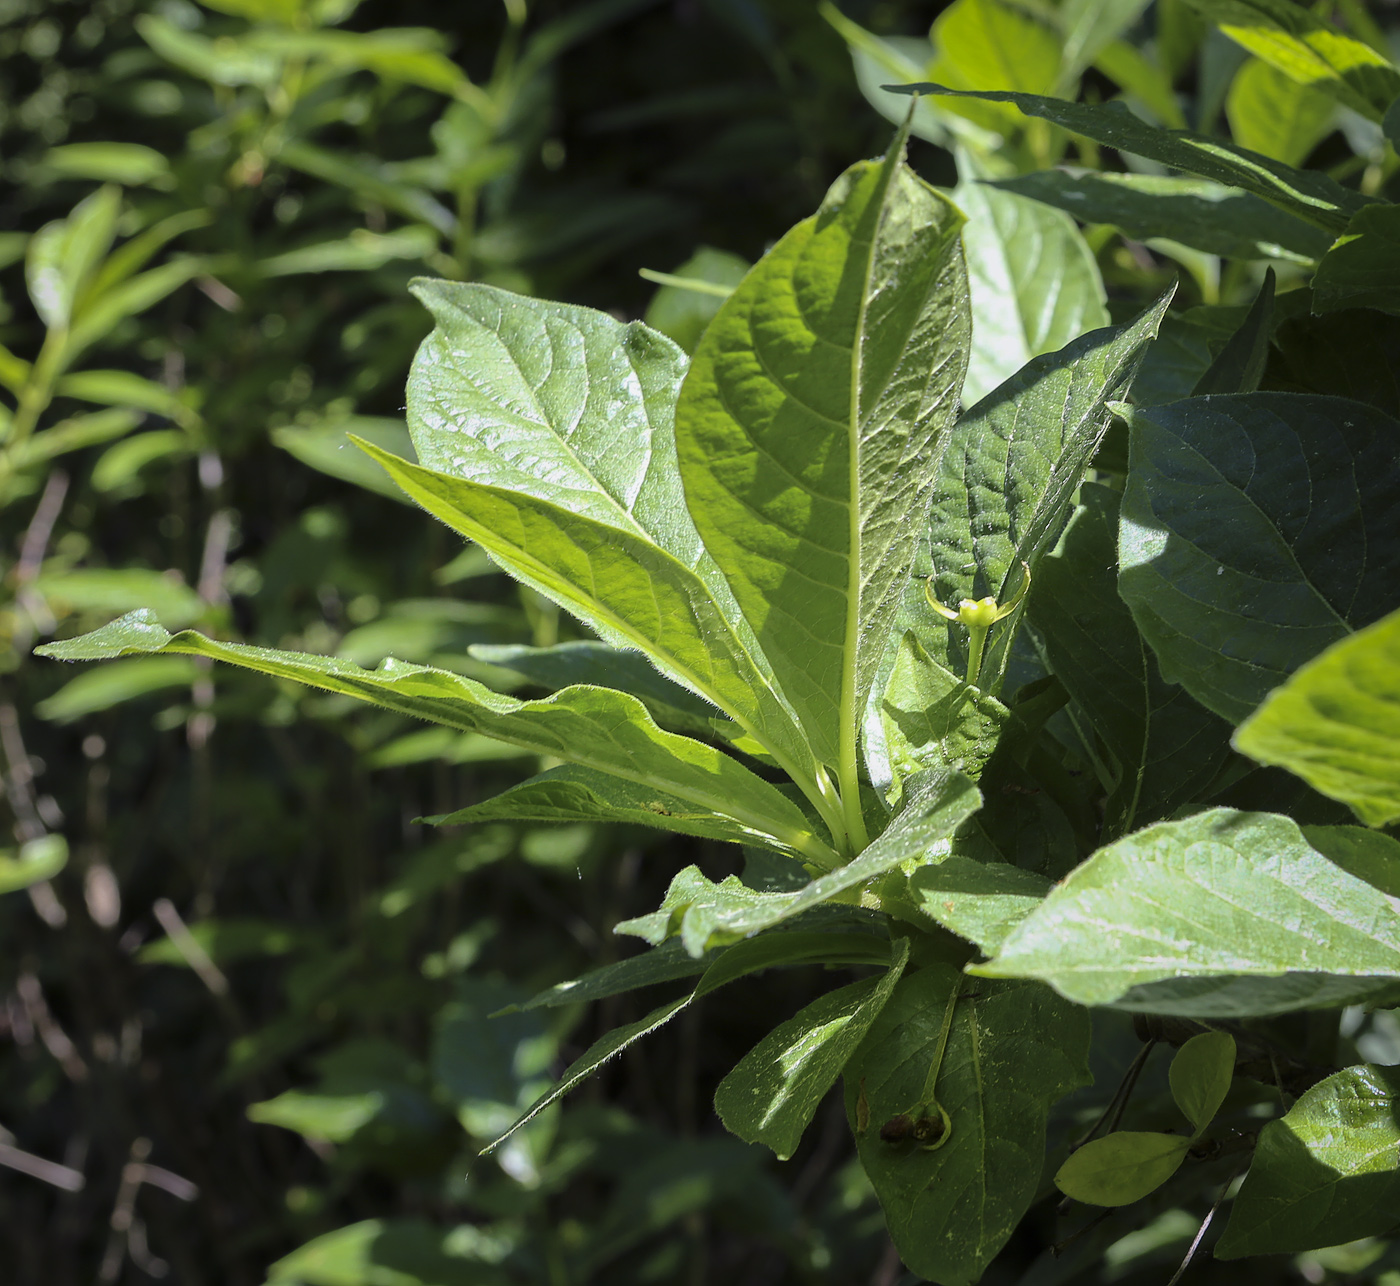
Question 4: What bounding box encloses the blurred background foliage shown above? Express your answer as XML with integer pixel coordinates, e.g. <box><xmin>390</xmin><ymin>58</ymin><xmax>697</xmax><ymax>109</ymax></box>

<box><xmin>1</xmin><ymin>0</ymin><xmax>1394</xmax><ymax>1282</ymax></box>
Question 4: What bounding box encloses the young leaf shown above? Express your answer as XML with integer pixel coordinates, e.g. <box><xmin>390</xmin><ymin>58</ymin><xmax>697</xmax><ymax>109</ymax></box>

<box><xmin>26</xmin><ymin>186</ymin><xmax>121</xmax><ymax>331</ymax></box>
<box><xmin>955</xmin><ymin>166</ymin><xmax>1109</xmax><ymax>406</ymax></box>
<box><xmin>1168</xmin><ymin>1030</ymin><xmax>1236</xmax><ymax>1137</ymax></box>
<box><xmin>885</xmin><ymin>85</ymin><xmax>1372</xmax><ymax>232</ymax></box>
<box><xmin>1191</xmin><ymin>267</ymin><xmax>1275</xmax><ymax>395</ymax></box>
<box><xmin>976</xmin><ymin>808</ymin><xmax>1400</xmax><ymax>1015</ymax></box>
<box><xmin>399</xmin><ymin>282</ymin><xmax>820</xmax><ymax>803</ymax></box>
<box><xmin>1217</xmin><ymin>1065</ymin><xmax>1400</xmax><ymax>1257</ymax></box>
<box><xmin>925</xmin><ymin>291</ymin><xmax>1171</xmax><ymax>690</ymax></box>
<box><xmin>714</xmin><ymin>937</ymin><xmax>910</xmax><ymax>1159</ymax></box>
<box><xmin>1233</xmin><ymin>607</ymin><xmax>1400</xmax><ymax>827</ymax></box>
<box><xmin>617</xmin><ymin>769</ymin><xmax>981</xmax><ymax>956</ymax></box>
<box><xmin>36</xmin><ymin>612</ymin><xmax>837</xmax><ymax>866</ymax></box>
<box><xmin>1030</xmin><ymin>485</ymin><xmax>1233</xmax><ymax>835</ymax></box>
<box><xmin>993</xmin><ymin>172</ymin><xmax>1331</xmax><ymax>264</ymax></box>
<box><xmin>846</xmin><ymin>967</ymin><xmax>1092</xmax><ymax>1284</ymax></box>
<box><xmin>673</xmin><ymin>124</ymin><xmax>970</xmax><ymax>829</ymax></box>
<box><xmin>1054</xmin><ymin>1132</ymin><xmax>1190</xmax><ymax>1206</ymax></box>
<box><xmin>1182</xmin><ymin>0</ymin><xmax>1400</xmax><ymax>122</ymax></box>
<box><xmin>1118</xmin><ymin>393</ymin><xmax>1400</xmax><ymax>724</ymax></box>
<box><xmin>1312</xmin><ymin>204</ymin><xmax>1400</xmax><ymax>317</ymax></box>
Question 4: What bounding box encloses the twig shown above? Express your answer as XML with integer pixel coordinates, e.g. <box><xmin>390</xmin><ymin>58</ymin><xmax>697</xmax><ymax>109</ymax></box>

<box><xmin>15</xmin><ymin>972</ymin><xmax>87</xmax><ymax>1081</ymax></box>
<box><xmin>0</xmin><ymin>1140</ymin><xmax>84</xmax><ymax>1191</ymax></box>
<box><xmin>151</xmin><ymin>899</ymin><xmax>229</xmax><ymax>997</ymax></box>
<box><xmin>1164</xmin><ymin>1162</ymin><xmax>1246</xmax><ymax>1286</ymax></box>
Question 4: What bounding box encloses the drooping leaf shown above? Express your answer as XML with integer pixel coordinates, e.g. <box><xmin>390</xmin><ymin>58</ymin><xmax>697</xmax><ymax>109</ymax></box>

<box><xmin>35</xmin><ymin>612</ymin><xmax>836</xmax><ymax>867</ymax></box>
<box><xmin>397</xmin><ymin>282</ymin><xmax>819</xmax><ymax>795</ymax></box>
<box><xmin>1054</xmin><ymin>1132</ymin><xmax>1190</xmax><ymax>1206</ymax></box>
<box><xmin>885</xmin><ymin>84</ymin><xmax>1373</xmax><ymax>233</ymax></box>
<box><xmin>1169</xmin><ymin>1030</ymin><xmax>1236</xmax><ymax>1136</ymax></box>
<box><xmin>846</xmin><ymin>967</ymin><xmax>1091</xmax><ymax>1285</ymax></box>
<box><xmin>1182</xmin><ymin>0</ymin><xmax>1400</xmax><ymax>122</ymax></box>
<box><xmin>1191</xmin><ymin>267</ymin><xmax>1275</xmax><ymax>395</ymax></box>
<box><xmin>993</xmin><ymin>171</ymin><xmax>1331</xmax><ymax>264</ymax></box>
<box><xmin>1312</xmin><ymin>203</ymin><xmax>1400</xmax><ymax>317</ymax></box>
<box><xmin>1217</xmin><ymin>1065</ymin><xmax>1400</xmax><ymax>1257</ymax></box>
<box><xmin>977</xmin><ymin>808</ymin><xmax>1400</xmax><ymax>1015</ymax></box>
<box><xmin>924</xmin><ymin>292</ymin><xmax>1171</xmax><ymax>690</ymax></box>
<box><xmin>617</xmin><ymin>770</ymin><xmax>981</xmax><ymax>956</ymax></box>
<box><xmin>955</xmin><ymin>168</ymin><xmax>1109</xmax><ymax>406</ymax></box>
<box><xmin>714</xmin><ymin>938</ymin><xmax>910</xmax><ymax>1159</ymax></box>
<box><xmin>1030</xmin><ymin>485</ymin><xmax>1233</xmax><ymax>835</ymax></box>
<box><xmin>673</xmin><ymin>125</ymin><xmax>969</xmax><ymax>793</ymax></box>
<box><xmin>1226</xmin><ymin>56</ymin><xmax>1336</xmax><ymax>168</ymax></box>
<box><xmin>1234</xmin><ymin>607</ymin><xmax>1400</xmax><ymax>827</ymax></box>
<box><xmin>1118</xmin><ymin>393</ymin><xmax>1400</xmax><ymax>724</ymax></box>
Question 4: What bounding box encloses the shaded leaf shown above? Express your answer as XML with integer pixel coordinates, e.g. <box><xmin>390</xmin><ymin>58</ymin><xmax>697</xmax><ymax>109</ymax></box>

<box><xmin>1055</xmin><ymin>1132</ymin><xmax>1189</xmax><ymax>1206</ymax></box>
<box><xmin>1312</xmin><ymin>203</ymin><xmax>1400</xmax><ymax>317</ymax></box>
<box><xmin>1118</xmin><ymin>393</ymin><xmax>1400</xmax><ymax>724</ymax></box>
<box><xmin>1169</xmin><ymin>1030</ymin><xmax>1236</xmax><ymax>1136</ymax></box>
<box><xmin>1191</xmin><ymin>267</ymin><xmax>1274</xmax><ymax>395</ymax></box>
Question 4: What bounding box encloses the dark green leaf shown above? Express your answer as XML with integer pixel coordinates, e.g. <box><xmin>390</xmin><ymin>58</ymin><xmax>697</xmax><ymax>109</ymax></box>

<box><xmin>847</xmin><ymin>968</ymin><xmax>1091</xmax><ymax>1284</ymax></box>
<box><xmin>993</xmin><ymin>172</ymin><xmax>1330</xmax><ymax>263</ymax></box>
<box><xmin>1118</xmin><ymin>393</ymin><xmax>1400</xmax><ymax>724</ymax></box>
<box><xmin>1192</xmin><ymin>267</ymin><xmax>1274</xmax><ymax>395</ymax></box>
<box><xmin>1313</xmin><ymin>204</ymin><xmax>1400</xmax><ymax>317</ymax></box>
<box><xmin>925</xmin><ymin>292</ymin><xmax>1170</xmax><ymax>690</ymax></box>
<box><xmin>1234</xmin><ymin>607</ymin><xmax>1400</xmax><ymax>826</ymax></box>
<box><xmin>885</xmin><ymin>85</ymin><xmax>1372</xmax><ymax>232</ymax></box>
<box><xmin>714</xmin><ymin>938</ymin><xmax>909</xmax><ymax>1159</ymax></box>
<box><xmin>977</xmin><ymin>808</ymin><xmax>1400</xmax><ymax>1014</ymax></box>
<box><xmin>1267</xmin><ymin>308</ymin><xmax>1400</xmax><ymax>417</ymax></box>
<box><xmin>1218</xmin><ymin>1065</ymin><xmax>1400</xmax><ymax>1257</ymax></box>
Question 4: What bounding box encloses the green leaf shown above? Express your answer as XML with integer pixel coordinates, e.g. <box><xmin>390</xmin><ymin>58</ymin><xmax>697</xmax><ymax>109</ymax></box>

<box><xmin>35</xmin><ymin>612</ymin><xmax>836</xmax><ymax>867</ymax></box>
<box><xmin>1268</xmin><ymin>308</ymin><xmax>1400</xmax><ymax>417</ymax></box>
<box><xmin>1234</xmin><ymin>607</ymin><xmax>1400</xmax><ymax>826</ymax></box>
<box><xmin>976</xmin><ymin>808</ymin><xmax>1400</xmax><ymax>1015</ymax></box>
<box><xmin>846</xmin><ymin>967</ymin><xmax>1091</xmax><ymax>1285</ymax></box>
<box><xmin>34</xmin><ymin>569</ymin><xmax>206</xmax><ymax>630</ymax></box>
<box><xmin>673</xmin><ymin>126</ymin><xmax>970</xmax><ymax>809</ymax></box>
<box><xmin>0</xmin><ymin>835</ymin><xmax>68</xmax><ymax>895</ymax></box>
<box><xmin>903</xmin><ymin>855</ymin><xmax>1051</xmax><ymax>954</ymax></box>
<box><xmin>956</xmin><ymin>168</ymin><xmax>1109</xmax><ymax>406</ymax></box>
<box><xmin>280</xmin><ymin>142</ymin><xmax>455</xmax><ymax>237</ymax></box>
<box><xmin>257</xmin><ymin>227</ymin><xmax>436</xmax><ymax>277</ymax></box>
<box><xmin>1054</xmin><ymin>1132</ymin><xmax>1190</xmax><ymax>1206</ymax></box>
<box><xmin>137</xmin><ymin>14</ymin><xmax>281</xmax><ymax>87</ymax></box>
<box><xmin>36</xmin><ymin>655</ymin><xmax>200</xmax><ymax>722</ymax></box>
<box><xmin>1169</xmin><ymin>1030</ymin><xmax>1236</xmax><ymax>1136</ymax></box>
<box><xmin>617</xmin><ymin>769</ymin><xmax>982</xmax><ymax>955</ymax></box>
<box><xmin>1217</xmin><ymin>1065</ymin><xmax>1400</xmax><ymax>1257</ymax></box>
<box><xmin>1191</xmin><ymin>267</ymin><xmax>1275</xmax><ymax>395</ymax></box>
<box><xmin>925</xmin><ymin>292</ymin><xmax>1170</xmax><ymax>690</ymax></box>
<box><xmin>876</xmin><ymin>632</ymin><xmax>1008</xmax><ymax>800</ymax></box>
<box><xmin>266</xmin><ymin>1218</ymin><xmax>507</xmax><ymax>1286</ymax></box>
<box><xmin>994</xmin><ymin>171</ymin><xmax>1331</xmax><ymax>264</ymax></box>
<box><xmin>715</xmin><ymin>937</ymin><xmax>909</xmax><ymax>1159</ymax></box>
<box><xmin>400</xmin><ymin>280</ymin><xmax>819</xmax><ymax>804</ymax></box>
<box><xmin>58</xmin><ymin>370</ymin><xmax>194</xmax><ymax>421</ymax></box>
<box><xmin>1030</xmin><ymin>485</ymin><xmax>1233</xmax><ymax>835</ymax></box>
<box><xmin>1059</xmin><ymin>0</ymin><xmax>1153</xmax><ymax>82</ymax></box>
<box><xmin>67</xmin><ymin>257</ymin><xmax>205</xmax><ymax>360</ymax></box>
<box><xmin>1118</xmin><ymin>393</ymin><xmax>1400</xmax><ymax>724</ymax></box>
<box><xmin>244</xmin><ymin>28</ymin><xmax>470</xmax><ymax>97</ymax></box>
<box><xmin>36</xmin><ymin>143</ymin><xmax>173</xmax><ymax>189</ymax></box>
<box><xmin>886</xmin><ymin>85</ymin><xmax>1372</xmax><ymax>233</ymax></box>
<box><xmin>1183</xmin><ymin>0</ymin><xmax>1400</xmax><ymax>122</ymax></box>
<box><xmin>1227</xmin><ymin>56</ymin><xmax>1336</xmax><ymax>168</ymax></box>
<box><xmin>27</xmin><ymin>186</ymin><xmax>121</xmax><ymax>331</ymax></box>
<box><xmin>272</xmin><ymin>416</ymin><xmax>417</xmax><ymax>503</ymax></box>
<box><xmin>1312</xmin><ymin>203</ymin><xmax>1400</xmax><ymax>317</ymax></box>
<box><xmin>1304</xmin><ymin>825</ymin><xmax>1400</xmax><ymax>896</ymax></box>
<box><xmin>642</xmin><ymin>246</ymin><xmax>749</xmax><ymax>354</ymax></box>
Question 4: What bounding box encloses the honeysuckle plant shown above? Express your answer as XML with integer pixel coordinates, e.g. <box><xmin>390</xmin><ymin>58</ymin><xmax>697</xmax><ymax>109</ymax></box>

<box><xmin>39</xmin><ymin>36</ymin><xmax>1400</xmax><ymax>1277</ymax></box>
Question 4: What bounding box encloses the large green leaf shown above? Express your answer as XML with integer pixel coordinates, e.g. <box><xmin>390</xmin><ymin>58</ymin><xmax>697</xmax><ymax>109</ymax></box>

<box><xmin>1217</xmin><ymin>1065</ymin><xmax>1400</xmax><ymax>1257</ymax></box>
<box><xmin>1030</xmin><ymin>484</ymin><xmax>1233</xmax><ymax>835</ymax></box>
<box><xmin>1183</xmin><ymin>0</ymin><xmax>1400</xmax><ymax>122</ymax></box>
<box><xmin>35</xmin><ymin>612</ymin><xmax>836</xmax><ymax>867</ymax></box>
<box><xmin>885</xmin><ymin>85</ymin><xmax>1372</xmax><ymax>233</ymax></box>
<box><xmin>617</xmin><ymin>770</ymin><xmax>982</xmax><ymax>956</ymax></box>
<box><xmin>924</xmin><ymin>293</ymin><xmax>1170</xmax><ymax>690</ymax></box>
<box><xmin>1118</xmin><ymin>393</ymin><xmax>1400</xmax><ymax>724</ymax></box>
<box><xmin>845</xmin><ymin>967</ymin><xmax>1091</xmax><ymax>1285</ymax></box>
<box><xmin>993</xmin><ymin>171</ymin><xmax>1331</xmax><ymax>263</ymax></box>
<box><xmin>1267</xmin><ymin>308</ymin><xmax>1400</xmax><ymax>417</ymax></box>
<box><xmin>714</xmin><ymin>937</ymin><xmax>909</xmax><ymax>1159</ymax></box>
<box><xmin>1226</xmin><ymin>56</ymin><xmax>1336</xmax><ymax>168</ymax></box>
<box><xmin>399</xmin><ymin>281</ymin><xmax>819</xmax><ymax>802</ymax></box>
<box><xmin>673</xmin><ymin>125</ymin><xmax>969</xmax><ymax>817</ymax></box>
<box><xmin>955</xmin><ymin>169</ymin><xmax>1109</xmax><ymax>406</ymax></box>
<box><xmin>977</xmin><ymin>808</ymin><xmax>1400</xmax><ymax>1015</ymax></box>
<box><xmin>1312</xmin><ymin>204</ymin><xmax>1400</xmax><ymax>317</ymax></box>
<box><xmin>902</xmin><ymin>855</ymin><xmax>1051</xmax><ymax>954</ymax></box>
<box><xmin>1234</xmin><ymin>607</ymin><xmax>1400</xmax><ymax>827</ymax></box>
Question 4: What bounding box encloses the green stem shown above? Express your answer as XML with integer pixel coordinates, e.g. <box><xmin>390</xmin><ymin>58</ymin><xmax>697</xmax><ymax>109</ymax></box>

<box><xmin>965</xmin><ymin>624</ymin><xmax>989</xmax><ymax>687</ymax></box>
<box><xmin>7</xmin><ymin>328</ymin><xmax>66</xmax><ymax>451</ymax></box>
